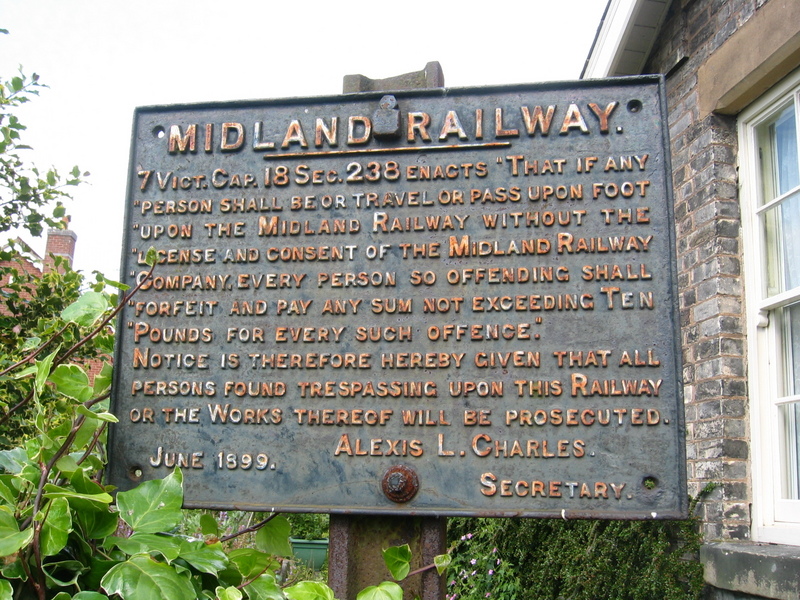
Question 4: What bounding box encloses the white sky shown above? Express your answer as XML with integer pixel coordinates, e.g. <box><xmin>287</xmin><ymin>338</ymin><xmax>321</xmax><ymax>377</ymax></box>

<box><xmin>1</xmin><ymin>0</ymin><xmax>607</xmax><ymax>278</ymax></box>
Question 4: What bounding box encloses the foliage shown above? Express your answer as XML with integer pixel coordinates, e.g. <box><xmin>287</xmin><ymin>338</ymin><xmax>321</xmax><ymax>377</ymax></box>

<box><xmin>179</xmin><ymin>510</ymin><xmax>269</xmax><ymax>551</ymax></box>
<box><xmin>0</xmin><ymin>49</ymin><xmax>91</xmax><ymax>449</ymax></box>
<box><xmin>447</xmin><ymin>502</ymin><xmax>709</xmax><ymax>600</ymax></box>
<box><xmin>444</xmin><ymin>527</ymin><xmax>522</xmax><ymax>600</ymax></box>
<box><xmin>0</xmin><ymin>257</ymin><xmax>107</xmax><ymax>449</ymax></box>
<box><xmin>0</xmin><ymin>49</ymin><xmax>85</xmax><ymax>238</ymax></box>
<box><xmin>286</xmin><ymin>514</ymin><xmax>329</xmax><ymax>541</ymax></box>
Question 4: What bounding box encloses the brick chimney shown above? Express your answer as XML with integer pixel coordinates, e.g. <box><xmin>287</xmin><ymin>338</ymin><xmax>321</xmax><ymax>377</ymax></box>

<box><xmin>44</xmin><ymin>217</ymin><xmax>77</xmax><ymax>274</ymax></box>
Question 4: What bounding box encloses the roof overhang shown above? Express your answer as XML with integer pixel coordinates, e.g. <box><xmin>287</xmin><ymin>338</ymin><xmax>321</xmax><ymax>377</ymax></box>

<box><xmin>582</xmin><ymin>0</ymin><xmax>671</xmax><ymax>78</ymax></box>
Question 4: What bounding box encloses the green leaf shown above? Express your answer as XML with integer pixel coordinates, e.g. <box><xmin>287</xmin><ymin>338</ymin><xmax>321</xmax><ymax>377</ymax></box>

<box><xmin>0</xmin><ymin>447</ymin><xmax>30</xmax><ymax>473</ymax></box>
<box><xmin>55</xmin><ymin>454</ymin><xmax>81</xmax><ymax>475</ymax></box>
<box><xmin>61</xmin><ymin>291</ymin><xmax>110</xmax><ymax>327</ymax></box>
<box><xmin>55</xmin><ymin>593</ymin><xmax>109</xmax><ymax>600</ymax></box>
<box><xmin>0</xmin><ymin>506</ymin><xmax>33</xmax><ymax>557</ymax></box>
<box><xmin>216</xmin><ymin>587</ymin><xmax>243</xmax><ymax>600</ymax></box>
<box><xmin>0</xmin><ymin>555</ymin><xmax>26</xmax><ymax>580</ymax></box>
<box><xmin>43</xmin><ymin>559</ymin><xmax>84</xmax><ymax>588</ymax></box>
<box><xmin>178</xmin><ymin>540</ymin><xmax>227</xmax><ymax>574</ymax></box>
<box><xmin>145</xmin><ymin>247</ymin><xmax>158</xmax><ymax>267</ymax></box>
<box><xmin>93</xmin><ymin>272</ymin><xmax>129</xmax><ymax>291</ymax></box>
<box><xmin>0</xmin><ymin>578</ymin><xmax>12</xmax><ymax>600</ymax></box>
<box><xmin>116</xmin><ymin>468</ymin><xmax>183</xmax><ymax>533</ymax></box>
<box><xmin>226</xmin><ymin>548</ymin><xmax>277</xmax><ymax>580</ymax></box>
<box><xmin>284</xmin><ymin>581</ymin><xmax>335</xmax><ymax>600</ymax></box>
<box><xmin>101</xmin><ymin>554</ymin><xmax>195</xmax><ymax>600</ymax></box>
<box><xmin>43</xmin><ymin>484</ymin><xmax>113</xmax><ymax>504</ymax></box>
<box><xmin>39</xmin><ymin>497</ymin><xmax>72</xmax><ymax>556</ymax></box>
<box><xmin>254</xmin><ymin>515</ymin><xmax>292</xmax><ymax>557</ymax></box>
<box><xmin>35</xmin><ymin>347</ymin><xmax>59</xmax><ymax>395</ymax></box>
<box><xmin>382</xmin><ymin>544</ymin><xmax>412</xmax><ymax>581</ymax></box>
<box><xmin>12</xmin><ymin>365</ymin><xmax>38</xmax><ymax>380</ymax></box>
<box><xmin>200</xmin><ymin>513</ymin><xmax>219</xmax><ymax>537</ymax></box>
<box><xmin>73</xmin><ymin>592</ymin><xmax>111</xmax><ymax>600</ymax></box>
<box><xmin>433</xmin><ymin>552</ymin><xmax>452</xmax><ymax>575</ymax></box>
<box><xmin>76</xmin><ymin>505</ymin><xmax>119</xmax><ymax>540</ymax></box>
<box><xmin>19</xmin><ymin>462</ymin><xmax>41</xmax><ymax>485</ymax></box>
<box><xmin>110</xmin><ymin>533</ymin><xmax>182</xmax><ymax>562</ymax></box>
<box><xmin>0</xmin><ymin>476</ymin><xmax>16</xmax><ymax>504</ymax></box>
<box><xmin>83</xmin><ymin>556</ymin><xmax>119</xmax><ymax>591</ymax></box>
<box><xmin>22</xmin><ymin>336</ymin><xmax>41</xmax><ymax>350</ymax></box>
<box><xmin>67</xmin><ymin>471</ymin><xmax>119</xmax><ymax>538</ymax></box>
<box><xmin>356</xmin><ymin>582</ymin><xmax>403</xmax><ymax>600</ymax></box>
<box><xmin>63</xmin><ymin>469</ymin><xmax>117</xmax><ymax>516</ymax></box>
<box><xmin>94</xmin><ymin>362</ymin><xmax>113</xmax><ymax>395</ymax></box>
<box><xmin>76</xmin><ymin>404</ymin><xmax>119</xmax><ymax>422</ymax></box>
<box><xmin>49</xmin><ymin>364</ymin><xmax>93</xmax><ymax>402</ymax></box>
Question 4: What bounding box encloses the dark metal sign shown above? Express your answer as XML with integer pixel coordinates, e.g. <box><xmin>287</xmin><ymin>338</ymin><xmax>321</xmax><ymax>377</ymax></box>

<box><xmin>109</xmin><ymin>76</ymin><xmax>687</xmax><ymax>519</ymax></box>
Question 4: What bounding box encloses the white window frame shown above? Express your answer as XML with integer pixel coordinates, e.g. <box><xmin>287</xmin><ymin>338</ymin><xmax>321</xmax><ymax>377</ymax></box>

<box><xmin>740</xmin><ymin>67</ymin><xmax>800</xmax><ymax>545</ymax></box>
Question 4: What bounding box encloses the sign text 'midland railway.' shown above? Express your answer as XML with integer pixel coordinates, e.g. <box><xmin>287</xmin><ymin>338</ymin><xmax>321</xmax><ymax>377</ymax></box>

<box><xmin>164</xmin><ymin>101</ymin><xmax>619</xmax><ymax>156</ymax></box>
<box><xmin>109</xmin><ymin>77</ymin><xmax>687</xmax><ymax>518</ymax></box>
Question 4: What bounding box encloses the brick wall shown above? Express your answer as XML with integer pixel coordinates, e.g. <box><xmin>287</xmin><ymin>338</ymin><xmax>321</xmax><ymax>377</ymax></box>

<box><xmin>643</xmin><ymin>0</ymin><xmax>766</xmax><ymax>541</ymax></box>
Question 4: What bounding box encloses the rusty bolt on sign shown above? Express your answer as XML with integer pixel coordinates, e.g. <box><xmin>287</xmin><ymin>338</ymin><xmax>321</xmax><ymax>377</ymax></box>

<box><xmin>382</xmin><ymin>465</ymin><xmax>419</xmax><ymax>503</ymax></box>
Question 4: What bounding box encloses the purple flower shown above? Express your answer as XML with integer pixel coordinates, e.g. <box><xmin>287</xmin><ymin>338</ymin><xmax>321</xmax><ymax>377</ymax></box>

<box><xmin>470</xmin><ymin>559</ymin><xmax>477</xmax><ymax>565</ymax></box>
<box><xmin>488</xmin><ymin>569</ymin><xmax>494</xmax><ymax>575</ymax></box>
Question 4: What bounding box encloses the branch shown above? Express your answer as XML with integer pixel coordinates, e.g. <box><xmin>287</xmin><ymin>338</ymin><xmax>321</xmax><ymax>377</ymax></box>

<box><xmin>22</xmin><ymin>412</ymin><xmax>87</xmax><ymax>531</ymax></box>
<box><xmin>0</xmin><ymin>322</ymin><xmax>71</xmax><ymax>378</ymax></box>
<box><xmin>76</xmin><ymin>415</ymin><xmax>108</xmax><ymax>465</ymax></box>
<box><xmin>407</xmin><ymin>564</ymin><xmax>436</xmax><ymax>578</ymax></box>
<box><xmin>220</xmin><ymin>513</ymin><xmax>280</xmax><ymax>543</ymax></box>
<box><xmin>236</xmin><ymin>564</ymin><xmax>273</xmax><ymax>590</ymax></box>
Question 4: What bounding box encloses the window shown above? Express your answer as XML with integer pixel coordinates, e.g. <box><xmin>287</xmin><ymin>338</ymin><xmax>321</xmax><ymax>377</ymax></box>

<box><xmin>740</xmin><ymin>68</ymin><xmax>800</xmax><ymax>544</ymax></box>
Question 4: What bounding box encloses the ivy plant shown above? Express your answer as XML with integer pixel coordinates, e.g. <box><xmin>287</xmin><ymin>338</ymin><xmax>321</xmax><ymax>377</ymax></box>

<box><xmin>0</xmin><ymin>276</ymin><xmax>428</xmax><ymax>600</ymax></box>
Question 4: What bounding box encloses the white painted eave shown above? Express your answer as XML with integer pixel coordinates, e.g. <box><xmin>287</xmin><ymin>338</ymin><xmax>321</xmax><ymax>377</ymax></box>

<box><xmin>582</xmin><ymin>0</ymin><xmax>672</xmax><ymax>79</ymax></box>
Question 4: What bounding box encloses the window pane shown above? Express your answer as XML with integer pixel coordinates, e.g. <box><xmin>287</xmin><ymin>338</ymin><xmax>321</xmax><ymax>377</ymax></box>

<box><xmin>775</xmin><ymin>105</ymin><xmax>799</xmax><ymax>194</ymax></box>
<box><xmin>784</xmin><ymin>304</ymin><xmax>800</xmax><ymax>395</ymax></box>
<box><xmin>759</xmin><ymin>103</ymin><xmax>800</xmax><ymax>200</ymax></box>
<box><xmin>780</xmin><ymin>303</ymin><xmax>800</xmax><ymax>499</ymax></box>
<box><xmin>763</xmin><ymin>189</ymin><xmax>800</xmax><ymax>295</ymax></box>
<box><xmin>779</xmin><ymin>401</ymin><xmax>800</xmax><ymax>499</ymax></box>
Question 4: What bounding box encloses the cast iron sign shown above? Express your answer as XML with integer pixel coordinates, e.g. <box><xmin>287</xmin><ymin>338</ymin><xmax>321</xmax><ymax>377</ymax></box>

<box><xmin>109</xmin><ymin>76</ymin><xmax>687</xmax><ymax>519</ymax></box>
